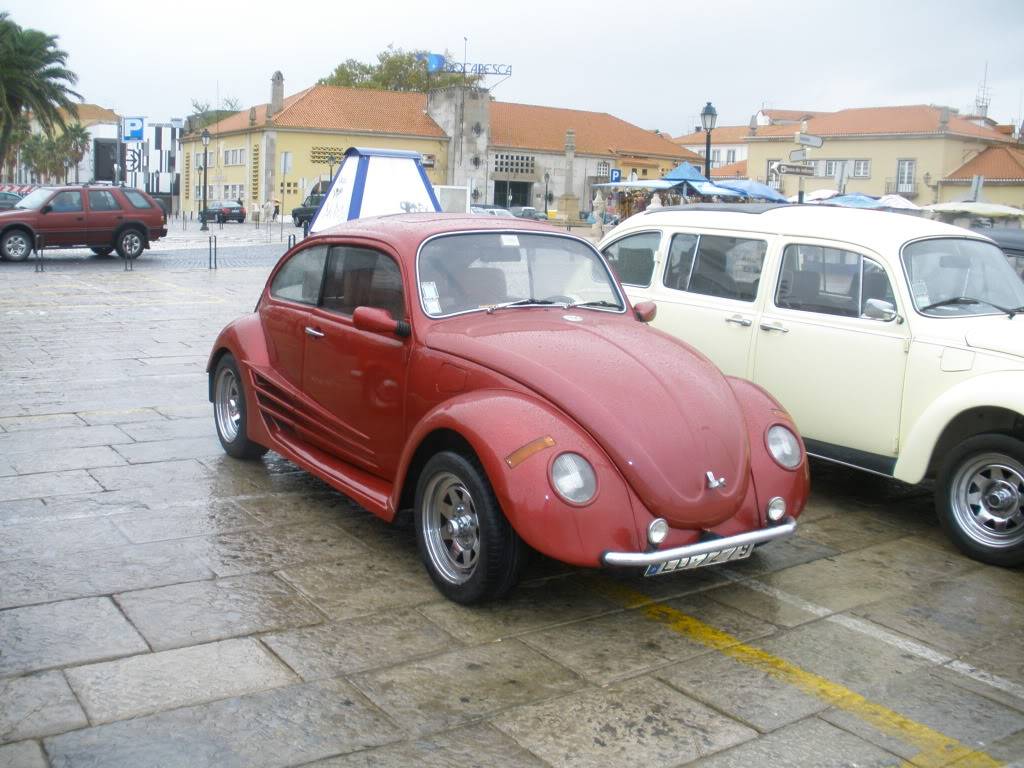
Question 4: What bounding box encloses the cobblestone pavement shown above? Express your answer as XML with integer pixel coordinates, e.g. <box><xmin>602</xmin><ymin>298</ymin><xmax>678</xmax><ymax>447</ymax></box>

<box><xmin>0</xmin><ymin>253</ymin><xmax>1022</xmax><ymax>768</ymax></box>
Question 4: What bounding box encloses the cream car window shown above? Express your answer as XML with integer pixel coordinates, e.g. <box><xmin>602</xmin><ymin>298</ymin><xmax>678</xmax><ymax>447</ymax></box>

<box><xmin>663</xmin><ymin>233</ymin><xmax>766</xmax><ymax>302</ymax></box>
<box><xmin>776</xmin><ymin>244</ymin><xmax>894</xmax><ymax>318</ymax></box>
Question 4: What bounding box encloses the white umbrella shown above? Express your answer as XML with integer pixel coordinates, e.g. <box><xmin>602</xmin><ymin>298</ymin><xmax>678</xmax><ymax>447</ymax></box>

<box><xmin>924</xmin><ymin>201</ymin><xmax>1024</xmax><ymax>218</ymax></box>
<box><xmin>787</xmin><ymin>189</ymin><xmax>838</xmax><ymax>203</ymax></box>
<box><xmin>877</xmin><ymin>194</ymin><xmax>921</xmax><ymax>210</ymax></box>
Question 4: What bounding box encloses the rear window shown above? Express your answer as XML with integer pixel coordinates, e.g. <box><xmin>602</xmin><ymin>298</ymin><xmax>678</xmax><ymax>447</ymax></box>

<box><xmin>123</xmin><ymin>190</ymin><xmax>152</xmax><ymax>209</ymax></box>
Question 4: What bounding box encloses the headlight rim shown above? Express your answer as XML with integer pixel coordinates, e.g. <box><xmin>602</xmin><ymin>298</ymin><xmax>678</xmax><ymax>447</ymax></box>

<box><xmin>765</xmin><ymin>423</ymin><xmax>803</xmax><ymax>471</ymax></box>
<box><xmin>548</xmin><ymin>451</ymin><xmax>599</xmax><ymax>506</ymax></box>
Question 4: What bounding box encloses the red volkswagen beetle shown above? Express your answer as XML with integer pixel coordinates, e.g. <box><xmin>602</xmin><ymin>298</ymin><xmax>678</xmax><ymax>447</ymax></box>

<box><xmin>208</xmin><ymin>214</ymin><xmax>808</xmax><ymax>603</ymax></box>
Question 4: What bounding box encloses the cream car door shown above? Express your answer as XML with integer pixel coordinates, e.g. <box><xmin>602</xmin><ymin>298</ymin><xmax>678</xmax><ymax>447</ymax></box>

<box><xmin>601</xmin><ymin>229</ymin><xmax>663</xmax><ymax>305</ymax></box>
<box><xmin>751</xmin><ymin>241</ymin><xmax>909</xmax><ymax>467</ymax></box>
<box><xmin>643</xmin><ymin>230</ymin><xmax>769</xmax><ymax>378</ymax></box>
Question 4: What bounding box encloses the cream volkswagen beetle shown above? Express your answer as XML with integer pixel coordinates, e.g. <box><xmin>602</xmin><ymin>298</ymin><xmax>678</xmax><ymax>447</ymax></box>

<box><xmin>599</xmin><ymin>204</ymin><xmax>1024</xmax><ymax>566</ymax></box>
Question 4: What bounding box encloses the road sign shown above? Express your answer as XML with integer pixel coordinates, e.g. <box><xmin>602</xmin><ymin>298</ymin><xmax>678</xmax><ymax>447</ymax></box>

<box><xmin>795</xmin><ymin>133</ymin><xmax>823</xmax><ymax>148</ymax></box>
<box><xmin>777</xmin><ymin>163</ymin><xmax>815</xmax><ymax>176</ymax></box>
<box><xmin>122</xmin><ymin>117</ymin><xmax>144</xmax><ymax>142</ymax></box>
<box><xmin>789</xmin><ymin>149</ymin><xmax>808</xmax><ymax>162</ymax></box>
<box><xmin>609</xmin><ymin>168</ymin><xmax>621</xmax><ymax>182</ymax></box>
<box><xmin>125</xmin><ymin>149</ymin><xmax>140</xmax><ymax>172</ymax></box>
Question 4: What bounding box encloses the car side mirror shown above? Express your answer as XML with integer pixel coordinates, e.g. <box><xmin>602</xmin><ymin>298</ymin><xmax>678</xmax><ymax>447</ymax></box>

<box><xmin>352</xmin><ymin>306</ymin><xmax>410</xmax><ymax>338</ymax></box>
<box><xmin>40</xmin><ymin>204</ymin><xmax>52</xmax><ymax>214</ymax></box>
<box><xmin>863</xmin><ymin>298</ymin><xmax>899</xmax><ymax>322</ymax></box>
<box><xmin>634</xmin><ymin>300</ymin><xmax>657</xmax><ymax>323</ymax></box>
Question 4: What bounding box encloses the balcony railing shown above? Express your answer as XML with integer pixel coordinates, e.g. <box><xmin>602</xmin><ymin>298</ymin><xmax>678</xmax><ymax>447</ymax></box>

<box><xmin>885</xmin><ymin>179</ymin><xmax>918</xmax><ymax>197</ymax></box>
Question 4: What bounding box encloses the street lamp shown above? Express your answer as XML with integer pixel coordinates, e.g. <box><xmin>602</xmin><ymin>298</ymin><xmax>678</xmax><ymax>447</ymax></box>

<box><xmin>543</xmin><ymin>171</ymin><xmax>550</xmax><ymax>216</ymax></box>
<box><xmin>199</xmin><ymin>129</ymin><xmax>210</xmax><ymax>232</ymax></box>
<box><xmin>700</xmin><ymin>101</ymin><xmax>717</xmax><ymax>179</ymax></box>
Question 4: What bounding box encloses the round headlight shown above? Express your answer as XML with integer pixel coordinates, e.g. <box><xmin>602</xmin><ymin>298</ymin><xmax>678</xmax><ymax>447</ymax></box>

<box><xmin>550</xmin><ymin>452</ymin><xmax>597</xmax><ymax>505</ymax></box>
<box><xmin>766</xmin><ymin>496</ymin><xmax>787</xmax><ymax>522</ymax></box>
<box><xmin>766</xmin><ymin>425</ymin><xmax>802</xmax><ymax>470</ymax></box>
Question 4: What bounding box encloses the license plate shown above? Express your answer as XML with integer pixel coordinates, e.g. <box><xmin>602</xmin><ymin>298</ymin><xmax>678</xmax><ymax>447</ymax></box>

<box><xmin>644</xmin><ymin>543</ymin><xmax>754</xmax><ymax>577</ymax></box>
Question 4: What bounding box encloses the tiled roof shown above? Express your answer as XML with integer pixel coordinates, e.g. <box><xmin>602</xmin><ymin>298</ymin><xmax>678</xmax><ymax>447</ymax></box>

<box><xmin>711</xmin><ymin>160</ymin><xmax>747</xmax><ymax>178</ymax></box>
<box><xmin>490</xmin><ymin>101</ymin><xmax>696</xmax><ymax>159</ymax></box>
<box><xmin>59</xmin><ymin>103</ymin><xmax>119</xmax><ymax>126</ymax></box>
<box><xmin>945</xmin><ymin>145</ymin><xmax>1024</xmax><ymax>181</ymax></box>
<box><xmin>760</xmin><ymin>109</ymin><xmax>824</xmax><ymax>122</ymax></box>
<box><xmin>197</xmin><ymin>86</ymin><xmax>444</xmax><ymax>138</ymax></box>
<box><xmin>673</xmin><ymin>125</ymin><xmax>752</xmax><ymax>145</ymax></box>
<box><xmin>748</xmin><ymin>105</ymin><xmax>1011</xmax><ymax>142</ymax></box>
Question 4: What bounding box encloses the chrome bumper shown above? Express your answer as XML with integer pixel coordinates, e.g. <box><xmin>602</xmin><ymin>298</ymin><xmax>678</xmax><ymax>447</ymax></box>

<box><xmin>601</xmin><ymin>517</ymin><xmax>797</xmax><ymax>568</ymax></box>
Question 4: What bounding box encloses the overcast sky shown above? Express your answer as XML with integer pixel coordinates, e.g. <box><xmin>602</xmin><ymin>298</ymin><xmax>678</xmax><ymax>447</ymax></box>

<box><xmin>6</xmin><ymin>0</ymin><xmax>1023</xmax><ymax>135</ymax></box>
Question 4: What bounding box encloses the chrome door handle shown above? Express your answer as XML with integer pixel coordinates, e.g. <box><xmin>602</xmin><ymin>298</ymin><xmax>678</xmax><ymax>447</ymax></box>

<box><xmin>725</xmin><ymin>315</ymin><xmax>752</xmax><ymax>327</ymax></box>
<box><xmin>304</xmin><ymin>326</ymin><xmax>325</xmax><ymax>338</ymax></box>
<box><xmin>759</xmin><ymin>322</ymin><xmax>789</xmax><ymax>333</ymax></box>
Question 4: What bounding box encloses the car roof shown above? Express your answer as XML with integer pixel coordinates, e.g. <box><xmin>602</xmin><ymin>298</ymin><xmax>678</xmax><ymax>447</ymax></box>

<box><xmin>617</xmin><ymin>204</ymin><xmax>989</xmax><ymax>256</ymax></box>
<box><xmin>971</xmin><ymin>226</ymin><xmax>1024</xmax><ymax>250</ymax></box>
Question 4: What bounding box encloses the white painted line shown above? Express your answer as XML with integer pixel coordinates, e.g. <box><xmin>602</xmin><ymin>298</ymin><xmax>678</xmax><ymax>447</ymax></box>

<box><xmin>731</xmin><ymin>577</ymin><xmax>1024</xmax><ymax>705</ymax></box>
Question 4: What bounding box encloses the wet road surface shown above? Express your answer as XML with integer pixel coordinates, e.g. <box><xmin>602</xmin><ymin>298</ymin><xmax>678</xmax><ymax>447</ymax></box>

<box><xmin>0</xmin><ymin>251</ymin><xmax>1022</xmax><ymax>767</ymax></box>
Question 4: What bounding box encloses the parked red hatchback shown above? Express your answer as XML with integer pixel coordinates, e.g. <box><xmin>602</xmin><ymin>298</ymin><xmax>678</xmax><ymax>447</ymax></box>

<box><xmin>208</xmin><ymin>214</ymin><xmax>808</xmax><ymax>603</ymax></box>
<box><xmin>0</xmin><ymin>185</ymin><xmax>167</xmax><ymax>261</ymax></box>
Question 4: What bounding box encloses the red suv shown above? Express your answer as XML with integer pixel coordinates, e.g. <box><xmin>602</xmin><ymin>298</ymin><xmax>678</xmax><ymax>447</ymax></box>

<box><xmin>0</xmin><ymin>185</ymin><xmax>167</xmax><ymax>261</ymax></box>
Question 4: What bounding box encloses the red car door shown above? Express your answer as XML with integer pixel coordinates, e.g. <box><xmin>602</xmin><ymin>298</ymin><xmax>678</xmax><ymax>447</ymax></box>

<box><xmin>36</xmin><ymin>190</ymin><xmax>86</xmax><ymax>246</ymax></box>
<box><xmin>301</xmin><ymin>244</ymin><xmax>409</xmax><ymax>477</ymax></box>
<box><xmin>86</xmin><ymin>189</ymin><xmax>125</xmax><ymax>247</ymax></box>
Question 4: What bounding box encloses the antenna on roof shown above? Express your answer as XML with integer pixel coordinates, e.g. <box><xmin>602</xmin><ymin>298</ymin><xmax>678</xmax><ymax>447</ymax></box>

<box><xmin>975</xmin><ymin>61</ymin><xmax>991</xmax><ymax>118</ymax></box>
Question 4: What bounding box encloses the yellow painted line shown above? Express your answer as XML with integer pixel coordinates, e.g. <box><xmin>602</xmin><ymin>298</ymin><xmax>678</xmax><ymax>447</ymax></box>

<box><xmin>588</xmin><ymin>577</ymin><xmax>1002</xmax><ymax>768</ymax></box>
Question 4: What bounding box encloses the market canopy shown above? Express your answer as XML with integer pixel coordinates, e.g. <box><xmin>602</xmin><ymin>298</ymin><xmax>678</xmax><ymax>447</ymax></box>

<box><xmin>687</xmin><ymin>181</ymin><xmax>744</xmax><ymax>198</ymax></box>
<box><xmin>714</xmin><ymin>179</ymin><xmax>788</xmax><ymax>203</ymax></box>
<box><xmin>823</xmin><ymin>193</ymin><xmax>883</xmax><ymax>209</ymax></box>
<box><xmin>309</xmin><ymin>147</ymin><xmax>441</xmax><ymax>233</ymax></box>
<box><xmin>923</xmin><ymin>201</ymin><xmax>1024</xmax><ymax>219</ymax></box>
<box><xmin>592</xmin><ymin>180</ymin><xmax>678</xmax><ymax>190</ymax></box>
<box><xmin>662</xmin><ymin>161</ymin><xmax>709</xmax><ymax>183</ymax></box>
<box><xmin>877</xmin><ymin>194</ymin><xmax>921</xmax><ymax>211</ymax></box>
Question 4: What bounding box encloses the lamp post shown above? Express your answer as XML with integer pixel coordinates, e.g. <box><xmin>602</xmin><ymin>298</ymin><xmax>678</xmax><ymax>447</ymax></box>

<box><xmin>543</xmin><ymin>171</ymin><xmax>550</xmax><ymax>216</ymax></box>
<box><xmin>199</xmin><ymin>129</ymin><xmax>210</xmax><ymax>232</ymax></box>
<box><xmin>700</xmin><ymin>101</ymin><xmax>717</xmax><ymax>179</ymax></box>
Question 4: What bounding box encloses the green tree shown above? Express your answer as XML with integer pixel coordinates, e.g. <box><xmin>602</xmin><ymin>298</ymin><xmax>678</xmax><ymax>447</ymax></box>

<box><xmin>60</xmin><ymin>122</ymin><xmax>90</xmax><ymax>182</ymax></box>
<box><xmin>0</xmin><ymin>13</ymin><xmax>81</xmax><ymax>171</ymax></box>
<box><xmin>319</xmin><ymin>46</ymin><xmax>483</xmax><ymax>92</ymax></box>
<box><xmin>187</xmin><ymin>97</ymin><xmax>242</xmax><ymax>131</ymax></box>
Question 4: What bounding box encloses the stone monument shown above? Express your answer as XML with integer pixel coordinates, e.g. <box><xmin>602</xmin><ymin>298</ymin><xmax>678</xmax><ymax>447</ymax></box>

<box><xmin>557</xmin><ymin>129</ymin><xmax>580</xmax><ymax>223</ymax></box>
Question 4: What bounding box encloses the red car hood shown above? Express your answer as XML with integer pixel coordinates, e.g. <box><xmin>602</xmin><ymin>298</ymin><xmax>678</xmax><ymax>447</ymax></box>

<box><xmin>424</xmin><ymin>309</ymin><xmax>750</xmax><ymax>527</ymax></box>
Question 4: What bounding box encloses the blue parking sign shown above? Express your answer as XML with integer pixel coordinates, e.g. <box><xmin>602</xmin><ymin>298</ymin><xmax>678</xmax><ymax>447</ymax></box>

<box><xmin>609</xmin><ymin>168</ymin><xmax>621</xmax><ymax>182</ymax></box>
<box><xmin>122</xmin><ymin>117</ymin><xmax>144</xmax><ymax>142</ymax></box>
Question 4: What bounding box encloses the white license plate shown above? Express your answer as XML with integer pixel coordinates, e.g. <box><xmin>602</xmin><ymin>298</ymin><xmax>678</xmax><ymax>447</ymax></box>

<box><xmin>644</xmin><ymin>543</ymin><xmax>754</xmax><ymax>577</ymax></box>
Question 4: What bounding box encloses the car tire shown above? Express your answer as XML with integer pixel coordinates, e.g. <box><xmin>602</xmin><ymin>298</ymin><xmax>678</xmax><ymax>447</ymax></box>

<box><xmin>90</xmin><ymin>246</ymin><xmax>114</xmax><ymax>257</ymax></box>
<box><xmin>115</xmin><ymin>228</ymin><xmax>145</xmax><ymax>260</ymax></box>
<box><xmin>293</xmin><ymin>216</ymin><xmax>300</xmax><ymax>227</ymax></box>
<box><xmin>414</xmin><ymin>451</ymin><xmax>527</xmax><ymax>603</ymax></box>
<box><xmin>1</xmin><ymin>229</ymin><xmax>32</xmax><ymax>261</ymax></box>
<box><xmin>936</xmin><ymin>434</ymin><xmax>1024</xmax><ymax>567</ymax></box>
<box><xmin>212</xmin><ymin>353</ymin><xmax>268</xmax><ymax>460</ymax></box>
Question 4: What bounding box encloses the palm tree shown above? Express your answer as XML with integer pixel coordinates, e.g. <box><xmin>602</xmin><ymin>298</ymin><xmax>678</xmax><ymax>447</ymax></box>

<box><xmin>0</xmin><ymin>114</ymin><xmax>30</xmax><ymax>182</ymax></box>
<box><xmin>61</xmin><ymin>122</ymin><xmax>90</xmax><ymax>182</ymax></box>
<box><xmin>0</xmin><ymin>13</ymin><xmax>81</xmax><ymax>172</ymax></box>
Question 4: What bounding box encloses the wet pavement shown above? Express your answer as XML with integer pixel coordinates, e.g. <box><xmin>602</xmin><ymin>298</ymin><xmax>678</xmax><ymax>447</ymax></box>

<box><xmin>0</xmin><ymin>251</ymin><xmax>1022</xmax><ymax>767</ymax></box>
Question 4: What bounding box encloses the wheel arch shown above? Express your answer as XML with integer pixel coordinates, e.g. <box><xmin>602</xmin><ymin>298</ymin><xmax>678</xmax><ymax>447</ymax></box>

<box><xmin>113</xmin><ymin>221</ymin><xmax>150</xmax><ymax>248</ymax></box>
<box><xmin>1</xmin><ymin>223</ymin><xmax>37</xmax><ymax>248</ymax></box>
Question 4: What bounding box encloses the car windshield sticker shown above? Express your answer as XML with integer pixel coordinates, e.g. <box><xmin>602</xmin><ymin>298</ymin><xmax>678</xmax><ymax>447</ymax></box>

<box><xmin>912</xmin><ymin>280</ymin><xmax>930</xmax><ymax>305</ymax></box>
<box><xmin>422</xmin><ymin>281</ymin><xmax>439</xmax><ymax>300</ymax></box>
<box><xmin>424</xmin><ymin>297</ymin><xmax>442</xmax><ymax>315</ymax></box>
<box><xmin>500</xmin><ymin>234</ymin><xmax>520</xmax><ymax>247</ymax></box>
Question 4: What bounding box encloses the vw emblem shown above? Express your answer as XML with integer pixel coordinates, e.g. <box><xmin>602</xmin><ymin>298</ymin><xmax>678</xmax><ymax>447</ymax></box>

<box><xmin>705</xmin><ymin>471</ymin><xmax>726</xmax><ymax>490</ymax></box>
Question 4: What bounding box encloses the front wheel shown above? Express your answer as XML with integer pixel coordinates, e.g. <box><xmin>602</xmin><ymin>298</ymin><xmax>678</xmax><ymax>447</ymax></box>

<box><xmin>115</xmin><ymin>228</ymin><xmax>145</xmax><ymax>260</ymax></box>
<box><xmin>212</xmin><ymin>353</ymin><xmax>268</xmax><ymax>460</ymax></box>
<box><xmin>1</xmin><ymin>229</ymin><xmax>32</xmax><ymax>261</ymax></box>
<box><xmin>936</xmin><ymin>434</ymin><xmax>1024</xmax><ymax>567</ymax></box>
<box><xmin>414</xmin><ymin>452</ymin><xmax>526</xmax><ymax>603</ymax></box>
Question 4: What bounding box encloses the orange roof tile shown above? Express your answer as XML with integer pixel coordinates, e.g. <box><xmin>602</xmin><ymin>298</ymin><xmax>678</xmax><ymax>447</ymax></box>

<box><xmin>490</xmin><ymin>101</ymin><xmax>696</xmax><ymax>159</ymax></box>
<box><xmin>760</xmin><ymin>109</ymin><xmax>824</xmax><ymax>122</ymax></box>
<box><xmin>945</xmin><ymin>145</ymin><xmax>1024</xmax><ymax>181</ymax></box>
<box><xmin>711</xmin><ymin>159</ymin><xmax>747</xmax><ymax>178</ymax></box>
<box><xmin>673</xmin><ymin>125</ymin><xmax>752</xmax><ymax>145</ymax></box>
<box><xmin>747</xmin><ymin>105</ymin><xmax>1011</xmax><ymax>142</ymax></box>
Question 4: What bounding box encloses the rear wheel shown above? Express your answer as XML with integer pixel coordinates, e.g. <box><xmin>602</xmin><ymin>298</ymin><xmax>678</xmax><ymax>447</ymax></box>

<box><xmin>936</xmin><ymin>434</ymin><xmax>1024</xmax><ymax>567</ymax></box>
<box><xmin>212</xmin><ymin>353</ymin><xmax>268</xmax><ymax>460</ymax></box>
<box><xmin>115</xmin><ymin>228</ymin><xmax>145</xmax><ymax>260</ymax></box>
<box><xmin>1</xmin><ymin>229</ymin><xmax>32</xmax><ymax>261</ymax></box>
<box><xmin>90</xmin><ymin>246</ymin><xmax>114</xmax><ymax>257</ymax></box>
<box><xmin>414</xmin><ymin>451</ymin><xmax>526</xmax><ymax>603</ymax></box>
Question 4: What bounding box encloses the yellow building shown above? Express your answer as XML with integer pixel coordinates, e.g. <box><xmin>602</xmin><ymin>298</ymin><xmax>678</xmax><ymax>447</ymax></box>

<box><xmin>744</xmin><ymin>105</ymin><xmax>1014</xmax><ymax>204</ymax></box>
<box><xmin>181</xmin><ymin>73</ymin><xmax>449</xmax><ymax>217</ymax></box>
<box><xmin>940</xmin><ymin>144</ymin><xmax>1024</xmax><ymax>208</ymax></box>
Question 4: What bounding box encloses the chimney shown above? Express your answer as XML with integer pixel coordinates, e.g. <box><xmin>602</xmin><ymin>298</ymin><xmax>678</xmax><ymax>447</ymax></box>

<box><xmin>270</xmin><ymin>71</ymin><xmax>284</xmax><ymax>115</ymax></box>
<box><xmin>248</xmin><ymin>107</ymin><xmax>256</xmax><ymax>127</ymax></box>
<box><xmin>939</xmin><ymin>107</ymin><xmax>950</xmax><ymax>131</ymax></box>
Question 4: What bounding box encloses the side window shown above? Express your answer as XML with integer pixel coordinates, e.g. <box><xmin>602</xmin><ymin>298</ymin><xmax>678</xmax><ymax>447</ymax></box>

<box><xmin>666</xmin><ymin>234</ymin><xmax>766</xmax><ymax>302</ymax></box>
<box><xmin>87</xmin><ymin>190</ymin><xmax>121</xmax><ymax>212</ymax></box>
<box><xmin>50</xmin><ymin>191</ymin><xmax>82</xmax><ymax>212</ymax></box>
<box><xmin>270</xmin><ymin>245</ymin><xmax>328</xmax><ymax>305</ymax></box>
<box><xmin>602</xmin><ymin>231</ymin><xmax>660</xmax><ymax>287</ymax></box>
<box><xmin>322</xmin><ymin>246</ymin><xmax>405</xmax><ymax>320</ymax></box>
<box><xmin>776</xmin><ymin>244</ymin><xmax>893</xmax><ymax>318</ymax></box>
<box><xmin>122</xmin><ymin>190</ymin><xmax>152</xmax><ymax>209</ymax></box>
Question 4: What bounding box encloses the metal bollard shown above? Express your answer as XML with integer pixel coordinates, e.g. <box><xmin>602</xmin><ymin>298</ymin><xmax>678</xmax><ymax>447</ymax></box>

<box><xmin>123</xmin><ymin>250</ymin><xmax>133</xmax><ymax>271</ymax></box>
<box><xmin>286</xmin><ymin>234</ymin><xmax>296</xmax><ymax>250</ymax></box>
<box><xmin>208</xmin><ymin>235</ymin><xmax>218</xmax><ymax>269</ymax></box>
<box><xmin>302</xmin><ymin>220</ymin><xmax>310</xmax><ymax>239</ymax></box>
<box><xmin>34</xmin><ymin>234</ymin><xmax>44</xmax><ymax>272</ymax></box>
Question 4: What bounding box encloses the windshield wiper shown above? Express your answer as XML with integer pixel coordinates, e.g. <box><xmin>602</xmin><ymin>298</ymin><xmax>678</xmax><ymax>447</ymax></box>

<box><xmin>485</xmin><ymin>298</ymin><xmax>558</xmax><ymax>314</ymax></box>
<box><xmin>566</xmin><ymin>299</ymin><xmax>622</xmax><ymax>310</ymax></box>
<box><xmin>921</xmin><ymin>296</ymin><xmax>1021</xmax><ymax>319</ymax></box>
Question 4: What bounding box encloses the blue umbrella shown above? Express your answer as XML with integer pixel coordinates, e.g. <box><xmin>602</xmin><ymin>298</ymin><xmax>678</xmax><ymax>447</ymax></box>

<box><xmin>662</xmin><ymin>162</ymin><xmax>709</xmax><ymax>183</ymax></box>
<box><xmin>824</xmin><ymin>193</ymin><xmax>883</xmax><ymax>209</ymax></box>
<box><xmin>714</xmin><ymin>179</ymin><xmax>789</xmax><ymax>203</ymax></box>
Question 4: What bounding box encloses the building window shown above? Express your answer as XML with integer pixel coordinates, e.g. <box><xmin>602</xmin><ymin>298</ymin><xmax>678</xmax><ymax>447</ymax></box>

<box><xmin>853</xmin><ymin>160</ymin><xmax>870</xmax><ymax>178</ymax></box>
<box><xmin>183</xmin><ymin>154</ymin><xmax>190</xmax><ymax>199</ymax></box>
<box><xmin>726</xmin><ymin>149</ymin><xmax>736</xmax><ymax>164</ymax></box>
<box><xmin>641</xmin><ymin>168</ymin><xmax>648</xmax><ymax>177</ymax></box>
<box><xmin>596</xmin><ymin>161</ymin><xmax>609</xmax><ymax>178</ymax></box>
<box><xmin>493</xmin><ymin>153</ymin><xmax>535</xmax><ymax>174</ymax></box>
<box><xmin>223</xmin><ymin>148</ymin><xmax>246</xmax><ymax>166</ymax></box>
<box><xmin>711</xmin><ymin>149</ymin><xmax>721</xmax><ymax>167</ymax></box>
<box><xmin>279</xmin><ymin>181</ymin><xmax>299</xmax><ymax>196</ymax></box>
